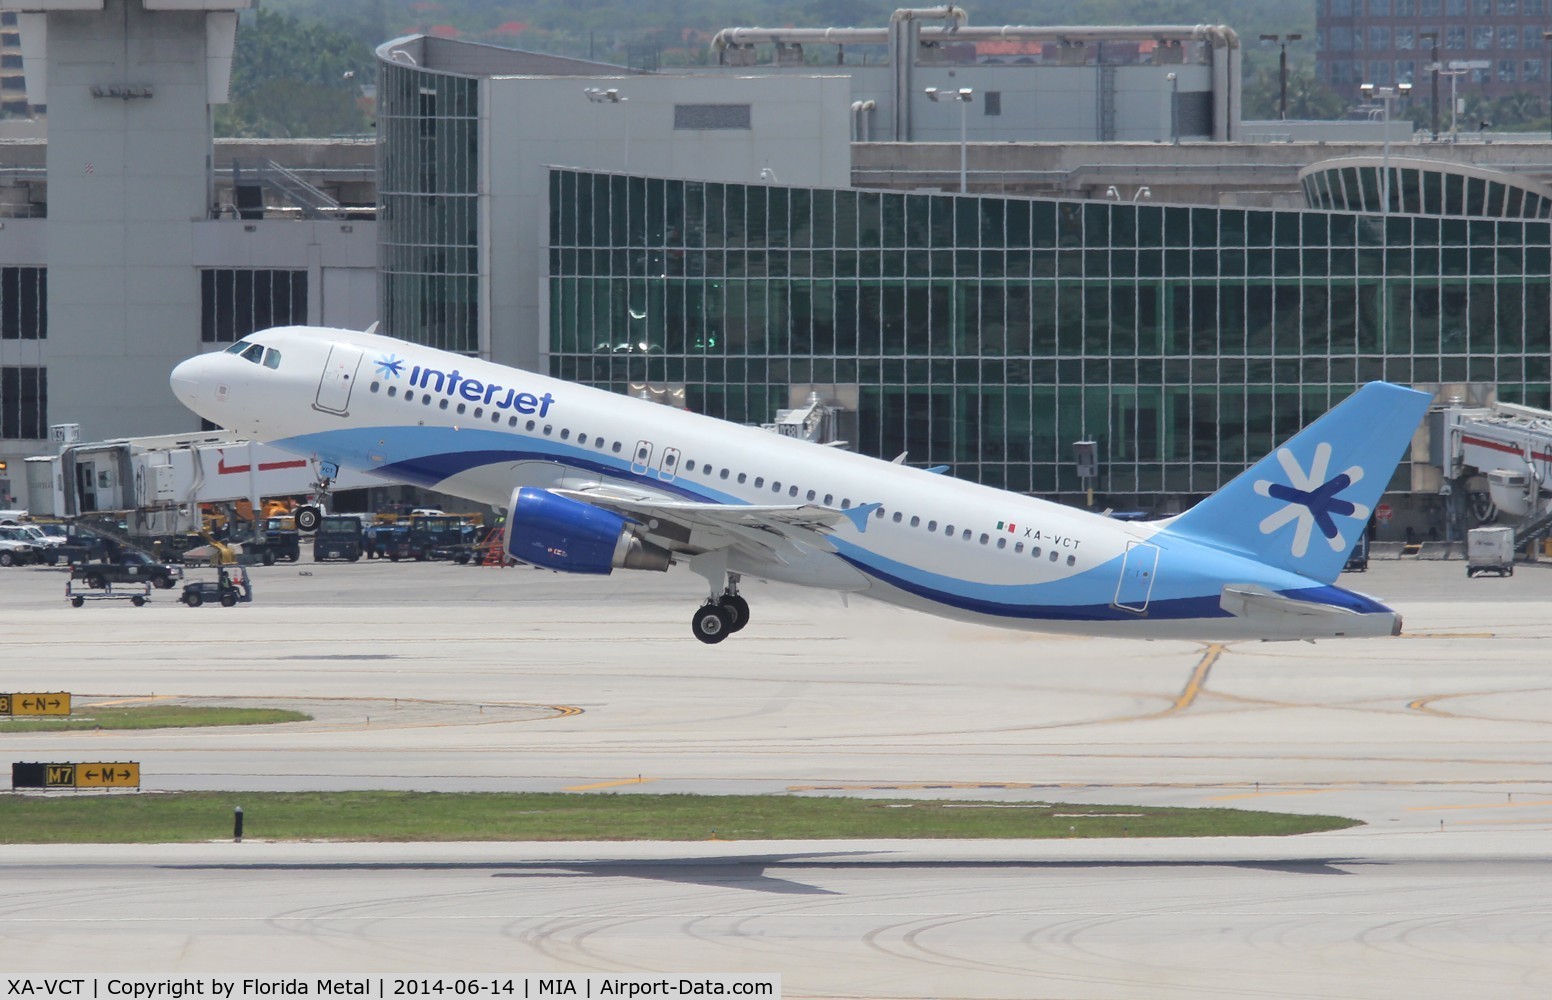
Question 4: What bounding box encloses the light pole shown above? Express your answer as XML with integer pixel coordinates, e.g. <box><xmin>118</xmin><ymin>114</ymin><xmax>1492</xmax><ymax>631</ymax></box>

<box><xmin>924</xmin><ymin>86</ymin><xmax>973</xmax><ymax>193</ymax></box>
<box><xmin>1166</xmin><ymin>72</ymin><xmax>1179</xmax><ymax>144</ymax></box>
<box><xmin>1543</xmin><ymin>31</ymin><xmax>1552</xmax><ymax>135</ymax></box>
<box><xmin>1420</xmin><ymin>32</ymin><xmax>1439</xmax><ymax>138</ymax></box>
<box><xmin>584</xmin><ymin>87</ymin><xmax>628</xmax><ymax>170</ymax></box>
<box><xmin>1258</xmin><ymin>33</ymin><xmax>1303</xmax><ymax>120</ymax></box>
<box><xmin>1429</xmin><ymin>60</ymin><xmax>1488</xmax><ymax>142</ymax></box>
<box><xmin>1359</xmin><ymin>81</ymin><xmax>1411</xmax><ymax>215</ymax></box>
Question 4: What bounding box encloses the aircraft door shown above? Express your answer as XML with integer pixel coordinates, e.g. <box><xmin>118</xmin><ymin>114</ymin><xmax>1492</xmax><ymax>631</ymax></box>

<box><xmin>1113</xmin><ymin>540</ymin><xmax>1160</xmax><ymax>614</ymax></box>
<box><xmin>657</xmin><ymin>446</ymin><xmax>681</xmax><ymax>482</ymax></box>
<box><xmin>630</xmin><ymin>440</ymin><xmax>653</xmax><ymax>476</ymax></box>
<box><xmin>315</xmin><ymin>343</ymin><xmax>364</xmax><ymax>414</ymax></box>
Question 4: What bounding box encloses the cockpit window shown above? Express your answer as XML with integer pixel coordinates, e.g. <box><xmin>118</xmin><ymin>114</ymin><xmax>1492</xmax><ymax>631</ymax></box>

<box><xmin>224</xmin><ymin>340</ymin><xmax>251</xmax><ymax>355</ymax></box>
<box><xmin>262</xmin><ymin>348</ymin><xmax>282</xmax><ymax>370</ymax></box>
<box><xmin>239</xmin><ymin>343</ymin><xmax>265</xmax><ymax>365</ymax></box>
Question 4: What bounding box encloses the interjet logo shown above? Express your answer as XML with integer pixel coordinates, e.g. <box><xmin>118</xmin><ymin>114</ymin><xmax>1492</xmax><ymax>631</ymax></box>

<box><xmin>1253</xmin><ymin>442</ymin><xmax>1368</xmax><ymax>558</ymax></box>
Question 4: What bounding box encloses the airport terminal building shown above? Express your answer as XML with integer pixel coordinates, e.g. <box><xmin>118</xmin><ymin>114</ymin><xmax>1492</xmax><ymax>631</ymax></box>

<box><xmin>377</xmin><ymin>30</ymin><xmax>1552</xmax><ymax>515</ymax></box>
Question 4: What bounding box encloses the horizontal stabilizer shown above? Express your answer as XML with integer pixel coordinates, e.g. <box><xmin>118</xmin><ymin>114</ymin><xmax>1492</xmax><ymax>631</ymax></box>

<box><xmin>1220</xmin><ymin>584</ymin><xmax>1402</xmax><ymax>638</ymax></box>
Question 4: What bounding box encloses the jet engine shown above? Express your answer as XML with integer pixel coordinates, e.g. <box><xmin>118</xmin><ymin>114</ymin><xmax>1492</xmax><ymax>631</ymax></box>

<box><xmin>505</xmin><ymin>487</ymin><xmax>671</xmax><ymax>574</ymax></box>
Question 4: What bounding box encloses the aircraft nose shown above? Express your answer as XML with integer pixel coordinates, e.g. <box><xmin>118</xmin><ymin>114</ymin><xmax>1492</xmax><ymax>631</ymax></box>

<box><xmin>170</xmin><ymin>354</ymin><xmax>213</xmax><ymax>411</ymax></box>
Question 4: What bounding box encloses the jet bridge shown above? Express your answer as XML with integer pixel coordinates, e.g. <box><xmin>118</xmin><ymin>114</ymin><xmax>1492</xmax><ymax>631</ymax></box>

<box><xmin>1434</xmin><ymin>399</ymin><xmax>1552</xmax><ymax>546</ymax></box>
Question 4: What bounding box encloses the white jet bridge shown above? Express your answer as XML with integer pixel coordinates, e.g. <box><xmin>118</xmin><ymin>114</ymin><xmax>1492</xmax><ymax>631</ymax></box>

<box><xmin>1435</xmin><ymin>399</ymin><xmax>1552</xmax><ymax>543</ymax></box>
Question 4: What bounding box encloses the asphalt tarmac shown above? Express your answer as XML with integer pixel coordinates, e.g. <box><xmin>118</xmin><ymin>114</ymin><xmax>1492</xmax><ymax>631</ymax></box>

<box><xmin>3</xmin><ymin>555</ymin><xmax>1551</xmax><ymax>998</ymax></box>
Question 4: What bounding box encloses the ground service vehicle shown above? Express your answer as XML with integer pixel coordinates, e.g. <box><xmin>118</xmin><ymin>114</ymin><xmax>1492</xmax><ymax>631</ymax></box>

<box><xmin>181</xmin><ymin>566</ymin><xmax>253</xmax><ymax>607</ymax></box>
<box><xmin>70</xmin><ymin>551</ymin><xmax>183</xmax><ymax>589</ymax></box>
<box><xmin>313</xmin><ymin>515</ymin><xmax>364</xmax><ymax>561</ymax></box>
<box><xmin>1466</xmin><ymin>525</ymin><xmax>1515</xmax><ymax>577</ymax></box>
<box><xmin>247</xmin><ymin>516</ymin><xmax>301</xmax><ymax>564</ymax></box>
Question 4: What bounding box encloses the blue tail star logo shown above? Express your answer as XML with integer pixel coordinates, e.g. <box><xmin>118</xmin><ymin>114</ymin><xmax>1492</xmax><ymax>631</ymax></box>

<box><xmin>374</xmin><ymin>354</ymin><xmax>406</xmax><ymax>380</ymax></box>
<box><xmin>1253</xmin><ymin>442</ymin><xmax>1369</xmax><ymax>558</ymax></box>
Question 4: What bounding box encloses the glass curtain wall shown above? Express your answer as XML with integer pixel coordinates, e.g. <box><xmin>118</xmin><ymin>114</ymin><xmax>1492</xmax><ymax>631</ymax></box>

<box><xmin>549</xmin><ymin>168</ymin><xmax>1552</xmax><ymax>505</ymax></box>
<box><xmin>378</xmin><ymin>60</ymin><xmax>480</xmax><ymax>354</ymax></box>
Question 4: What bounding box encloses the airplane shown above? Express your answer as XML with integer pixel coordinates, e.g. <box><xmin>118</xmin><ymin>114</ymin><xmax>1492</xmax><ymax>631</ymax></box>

<box><xmin>170</xmin><ymin>325</ymin><xmax>1433</xmax><ymax>644</ymax></box>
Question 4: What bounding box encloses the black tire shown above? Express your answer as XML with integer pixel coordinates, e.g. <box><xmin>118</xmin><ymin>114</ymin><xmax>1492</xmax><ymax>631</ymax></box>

<box><xmin>86</xmin><ymin>573</ymin><xmax>105</xmax><ymax>590</ymax></box>
<box><xmin>0</xmin><ymin>552</ymin><xmax>13</xmax><ymax>567</ymax></box>
<box><xmin>131</xmin><ymin>596</ymin><xmax>145</xmax><ymax>607</ymax></box>
<box><xmin>295</xmin><ymin>506</ymin><xmax>321</xmax><ymax>532</ymax></box>
<box><xmin>220</xmin><ymin>592</ymin><xmax>237</xmax><ymax>608</ymax></box>
<box><xmin>721</xmin><ymin>594</ymin><xmax>751</xmax><ymax>633</ymax></box>
<box><xmin>262</xmin><ymin>549</ymin><xmax>277</xmax><ymax>566</ymax></box>
<box><xmin>692</xmin><ymin>603</ymin><xmax>734</xmax><ymax>644</ymax></box>
<box><xmin>71</xmin><ymin>596</ymin><xmax>84</xmax><ymax>608</ymax></box>
<box><xmin>154</xmin><ymin>576</ymin><xmax>174</xmax><ymax>589</ymax></box>
<box><xmin>185</xmin><ymin>591</ymin><xmax>202</xmax><ymax>608</ymax></box>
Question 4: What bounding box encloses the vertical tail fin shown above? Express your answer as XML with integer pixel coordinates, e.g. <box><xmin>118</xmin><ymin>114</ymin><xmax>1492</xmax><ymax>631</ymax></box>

<box><xmin>1164</xmin><ymin>382</ymin><xmax>1432</xmax><ymax>584</ymax></box>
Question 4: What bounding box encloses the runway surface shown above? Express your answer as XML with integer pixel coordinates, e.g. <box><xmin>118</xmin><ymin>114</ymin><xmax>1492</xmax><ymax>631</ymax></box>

<box><xmin>4</xmin><ymin>557</ymin><xmax>1552</xmax><ymax>997</ymax></box>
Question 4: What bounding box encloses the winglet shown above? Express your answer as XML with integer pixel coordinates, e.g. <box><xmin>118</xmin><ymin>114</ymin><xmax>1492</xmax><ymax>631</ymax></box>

<box><xmin>841</xmin><ymin>502</ymin><xmax>881</xmax><ymax>533</ymax></box>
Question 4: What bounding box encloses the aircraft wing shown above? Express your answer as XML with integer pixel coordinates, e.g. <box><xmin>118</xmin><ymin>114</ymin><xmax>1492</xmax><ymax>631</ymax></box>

<box><xmin>553</xmin><ymin>485</ymin><xmax>878</xmax><ymax>563</ymax></box>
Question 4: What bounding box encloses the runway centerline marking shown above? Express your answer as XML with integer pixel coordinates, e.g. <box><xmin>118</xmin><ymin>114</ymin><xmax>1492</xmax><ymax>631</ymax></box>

<box><xmin>1208</xmin><ymin>789</ymin><xmax>1326</xmax><ymax>801</ymax></box>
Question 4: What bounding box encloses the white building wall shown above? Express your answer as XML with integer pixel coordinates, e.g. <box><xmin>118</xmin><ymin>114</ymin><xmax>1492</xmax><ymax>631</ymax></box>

<box><xmin>481</xmin><ymin>73</ymin><xmax>852</xmax><ymax>372</ymax></box>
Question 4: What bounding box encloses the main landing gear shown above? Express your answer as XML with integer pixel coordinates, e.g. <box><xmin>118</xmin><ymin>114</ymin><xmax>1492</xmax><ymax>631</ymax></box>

<box><xmin>690</xmin><ymin>574</ymin><xmax>750</xmax><ymax>645</ymax></box>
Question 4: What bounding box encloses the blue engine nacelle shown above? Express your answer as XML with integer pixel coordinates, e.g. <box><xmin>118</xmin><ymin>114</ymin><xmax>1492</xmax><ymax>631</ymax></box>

<box><xmin>505</xmin><ymin>487</ymin><xmax>672</xmax><ymax>574</ymax></box>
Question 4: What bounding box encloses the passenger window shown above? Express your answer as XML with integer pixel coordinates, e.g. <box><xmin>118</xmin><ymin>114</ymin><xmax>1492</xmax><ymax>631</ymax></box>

<box><xmin>262</xmin><ymin>349</ymin><xmax>282</xmax><ymax>370</ymax></box>
<box><xmin>790</xmin><ymin>486</ymin><xmax>800</xmax><ymax>498</ymax></box>
<box><xmin>492</xmin><ymin>411</ymin><xmax>500</xmax><ymax>423</ymax></box>
<box><xmin>559</xmin><ymin>428</ymin><xmax>569</xmax><ymax>439</ymax></box>
<box><xmin>824</xmin><ymin>494</ymin><xmax>834</xmax><ymax>505</ymax></box>
<box><xmin>945</xmin><ymin>524</ymin><xmax>954</xmax><ymax>535</ymax></box>
<box><xmin>422</xmin><ymin>395</ymin><xmax>431</xmax><ymax>405</ymax></box>
<box><xmin>1014</xmin><ymin>541</ymin><xmax>1024</xmax><ymax>553</ymax></box>
<box><xmin>892</xmin><ymin>512</ymin><xmax>902</xmax><ymax>523</ymax></box>
<box><xmin>754</xmin><ymin>477</ymin><xmax>763</xmax><ymax>488</ymax></box>
<box><xmin>457</xmin><ymin>403</ymin><xmax>466</xmax><ymax>414</ymax></box>
<box><xmin>509</xmin><ymin>416</ymin><xmax>518</xmax><ymax>427</ymax></box>
<box><xmin>579</xmin><ymin>434</ymin><xmax>588</xmax><ymax>445</ymax></box>
<box><xmin>405</xmin><ymin>391</ymin><xmax>415</xmax><ymax>402</ymax></box>
<box><xmin>720</xmin><ymin>468</ymin><xmax>730</xmax><ymax>479</ymax></box>
<box><xmin>997</xmin><ymin>538</ymin><xmax>1007</xmax><ymax>549</ymax></box>
<box><xmin>685</xmin><ymin>460</ymin><xmax>696</xmax><ymax>472</ymax></box>
<box><xmin>527</xmin><ymin>420</ymin><xmax>536</xmax><ymax>431</ymax></box>
<box><xmin>808</xmin><ymin>490</ymin><xmax>817</xmax><ymax>501</ymax></box>
<box><xmin>370</xmin><ymin>381</ymin><xmax>380</xmax><ymax>393</ymax></box>
<box><xmin>927</xmin><ymin>520</ymin><xmax>937</xmax><ymax>531</ymax></box>
<box><xmin>773</xmin><ymin>482</ymin><xmax>782</xmax><ymax>492</ymax></box>
<box><xmin>474</xmin><ymin>407</ymin><xmax>484</xmax><ymax>419</ymax></box>
<box><xmin>543</xmin><ymin>425</ymin><xmax>553</xmax><ymax>435</ymax></box>
<box><xmin>738</xmin><ymin>473</ymin><xmax>748</xmax><ymax>484</ymax></box>
<box><xmin>909</xmin><ymin>515</ymin><xmax>919</xmax><ymax>527</ymax></box>
<box><xmin>841</xmin><ymin>499</ymin><xmax>851</xmax><ymax>508</ymax></box>
<box><xmin>873</xmin><ymin>506</ymin><xmax>884</xmax><ymax>517</ymax></box>
<box><xmin>613</xmin><ymin>442</ymin><xmax>622</xmax><ymax>453</ymax></box>
<box><xmin>978</xmin><ymin>533</ymin><xmax>988</xmax><ymax>544</ymax></box>
<box><xmin>1049</xmin><ymin>550</ymin><xmax>1059</xmax><ymax>562</ymax></box>
<box><xmin>387</xmin><ymin>386</ymin><xmax>398</xmax><ymax>398</ymax></box>
<box><xmin>963</xmin><ymin>530</ymin><xmax>972</xmax><ymax>541</ymax></box>
<box><xmin>1067</xmin><ymin>555</ymin><xmax>1076</xmax><ymax>566</ymax></box>
<box><xmin>439</xmin><ymin>399</ymin><xmax>449</xmax><ymax>410</ymax></box>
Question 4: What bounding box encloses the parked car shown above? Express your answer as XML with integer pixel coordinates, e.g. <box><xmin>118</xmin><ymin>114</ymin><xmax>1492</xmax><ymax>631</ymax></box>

<box><xmin>0</xmin><ymin>525</ymin><xmax>50</xmax><ymax>565</ymax></box>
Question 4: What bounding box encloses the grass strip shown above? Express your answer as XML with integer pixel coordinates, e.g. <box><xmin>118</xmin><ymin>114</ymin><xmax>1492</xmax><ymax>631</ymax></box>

<box><xmin>0</xmin><ymin>706</ymin><xmax>310</xmax><ymax>733</ymax></box>
<box><xmin>0</xmin><ymin>791</ymin><xmax>1360</xmax><ymax>843</ymax></box>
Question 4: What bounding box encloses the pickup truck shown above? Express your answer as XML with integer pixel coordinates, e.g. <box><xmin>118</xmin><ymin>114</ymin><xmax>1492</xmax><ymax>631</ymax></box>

<box><xmin>71</xmin><ymin>551</ymin><xmax>184</xmax><ymax>590</ymax></box>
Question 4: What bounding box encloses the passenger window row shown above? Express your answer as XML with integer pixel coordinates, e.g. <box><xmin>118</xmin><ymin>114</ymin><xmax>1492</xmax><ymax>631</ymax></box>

<box><xmin>368</xmin><ymin>379</ymin><xmax>1078</xmax><ymax>568</ymax></box>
